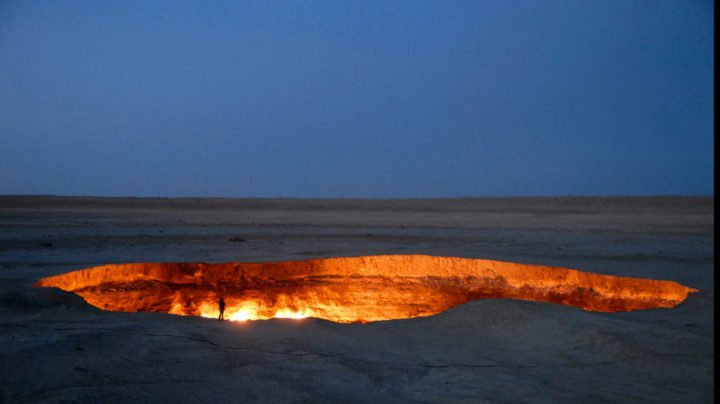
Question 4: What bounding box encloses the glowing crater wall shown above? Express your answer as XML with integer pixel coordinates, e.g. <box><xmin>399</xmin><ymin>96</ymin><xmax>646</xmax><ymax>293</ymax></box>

<box><xmin>35</xmin><ymin>255</ymin><xmax>697</xmax><ymax>323</ymax></box>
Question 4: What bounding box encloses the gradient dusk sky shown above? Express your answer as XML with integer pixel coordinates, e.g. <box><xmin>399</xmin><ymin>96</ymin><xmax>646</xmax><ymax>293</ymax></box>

<box><xmin>0</xmin><ymin>1</ymin><xmax>714</xmax><ymax>197</ymax></box>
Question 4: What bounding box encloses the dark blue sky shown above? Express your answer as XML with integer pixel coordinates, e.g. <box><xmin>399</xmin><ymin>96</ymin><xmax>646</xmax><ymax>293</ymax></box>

<box><xmin>0</xmin><ymin>1</ymin><xmax>714</xmax><ymax>197</ymax></box>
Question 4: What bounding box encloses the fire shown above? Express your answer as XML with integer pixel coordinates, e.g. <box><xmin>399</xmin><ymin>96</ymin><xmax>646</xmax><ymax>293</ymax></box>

<box><xmin>171</xmin><ymin>298</ymin><xmax>307</xmax><ymax>322</ymax></box>
<box><xmin>34</xmin><ymin>255</ymin><xmax>698</xmax><ymax>323</ymax></box>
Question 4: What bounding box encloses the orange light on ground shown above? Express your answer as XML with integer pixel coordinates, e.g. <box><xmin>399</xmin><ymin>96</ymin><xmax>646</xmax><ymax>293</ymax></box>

<box><xmin>35</xmin><ymin>255</ymin><xmax>698</xmax><ymax>323</ymax></box>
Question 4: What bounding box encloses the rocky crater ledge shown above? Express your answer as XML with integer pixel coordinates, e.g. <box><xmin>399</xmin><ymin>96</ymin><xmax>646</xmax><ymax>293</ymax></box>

<box><xmin>36</xmin><ymin>255</ymin><xmax>698</xmax><ymax>323</ymax></box>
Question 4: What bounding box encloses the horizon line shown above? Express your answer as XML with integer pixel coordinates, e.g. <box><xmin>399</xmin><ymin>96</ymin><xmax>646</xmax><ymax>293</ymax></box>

<box><xmin>0</xmin><ymin>193</ymin><xmax>714</xmax><ymax>200</ymax></box>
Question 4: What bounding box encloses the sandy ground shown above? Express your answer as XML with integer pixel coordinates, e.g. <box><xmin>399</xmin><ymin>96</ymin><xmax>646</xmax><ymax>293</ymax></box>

<box><xmin>0</xmin><ymin>196</ymin><xmax>713</xmax><ymax>403</ymax></box>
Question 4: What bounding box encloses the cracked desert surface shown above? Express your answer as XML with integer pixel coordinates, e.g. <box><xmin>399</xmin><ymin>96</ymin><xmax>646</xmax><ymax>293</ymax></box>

<box><xmin>0</xmin><ymin>196</ymin><xmax>713</xmax><ymax>403</ymax></box>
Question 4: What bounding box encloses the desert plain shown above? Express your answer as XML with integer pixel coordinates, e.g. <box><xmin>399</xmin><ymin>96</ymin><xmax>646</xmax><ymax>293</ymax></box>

<box><xmin>0</xmin><ymin>196</ymin><xmax>713</xmax><ymax>403</ymax></box>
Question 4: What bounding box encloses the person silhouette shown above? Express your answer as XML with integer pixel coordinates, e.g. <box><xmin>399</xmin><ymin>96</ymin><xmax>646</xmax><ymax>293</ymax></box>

<box><xmin>218</xmin><ymin>297</ymin><xmax>225</xmax><ymax>321</ymax></box>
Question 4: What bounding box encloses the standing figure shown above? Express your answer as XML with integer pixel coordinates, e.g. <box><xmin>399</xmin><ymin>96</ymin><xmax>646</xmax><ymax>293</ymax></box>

<box><xmin>218</xmin><ymin>297</ymin><xmax>225</xmax><ymax>321</ymax></box>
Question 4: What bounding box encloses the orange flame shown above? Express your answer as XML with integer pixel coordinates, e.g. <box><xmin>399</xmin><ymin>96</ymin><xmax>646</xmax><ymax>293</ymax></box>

<box><xmin>34</xmin><ymin>255</ymin><xmax>698</xmax><ymax>323</ymax></box>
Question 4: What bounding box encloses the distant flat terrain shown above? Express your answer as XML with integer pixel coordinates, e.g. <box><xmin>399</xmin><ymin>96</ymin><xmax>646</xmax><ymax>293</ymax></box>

<box><xmin>0</xmin><ymin>196</ymin><xmax>714</xmax><ymax>403</ymax></box>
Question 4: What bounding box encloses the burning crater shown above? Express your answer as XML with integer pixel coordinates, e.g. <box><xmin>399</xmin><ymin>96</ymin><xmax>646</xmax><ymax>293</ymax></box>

<box><xmin>35</xmin><ymin>255</ymin><xmax>697</xmax><ymax>323</ymax></box>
